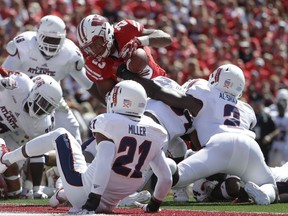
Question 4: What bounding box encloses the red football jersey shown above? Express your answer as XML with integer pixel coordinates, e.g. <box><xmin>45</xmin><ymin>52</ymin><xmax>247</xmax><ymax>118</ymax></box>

<box><xmin>84</xmin><ymin>19</ymin><xmax>166</xmax><ymax>83</ymax></box>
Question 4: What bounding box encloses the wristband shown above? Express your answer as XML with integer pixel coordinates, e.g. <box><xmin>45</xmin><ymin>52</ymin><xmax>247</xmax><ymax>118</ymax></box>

<box><xmin>147</xmin><ymin>196</ymin><xmax>161</xmax><ymax>212</ymax></box>
<box><xmin>138</xmin><ymin>36</ymin><xmax>149</xmax><ymax>46</ymax></box>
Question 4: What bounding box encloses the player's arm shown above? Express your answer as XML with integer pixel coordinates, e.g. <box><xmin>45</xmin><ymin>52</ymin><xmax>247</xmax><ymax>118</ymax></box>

<box><xmin>88</xmin><ymin>79</ymin><xmax>117</xmax><ymax>105</ymax></box>
<box><xmin>70</xmin><ymin>67</ymin><xmax>93</xmax><ymax>90</ymax></box>
<box><xmin>81</xmin><ymin>131</ymin><xmax>115</xmax><ymax>212</ymax></box>
<box><xmin>117</xmin><ymin>65</ymin><xmax>203</xmax><ymax>116</ymax></box>
<box><xmin>69</xmin><ymin>51</ymin><xmax>93</xmax><ymax>90</ymax></box>
<box><xmin>120</xmin><ymin>27</ymin><xmax>171</xmax><ymax>59</ymax></box>
<box><xmin>2</xmin><ymin>40</ymin><xmax>22</xmax><ymax>70</ymax></box>
<box><xmin>139</xmin><ymin>28</ymin><xmax>172</xmax><ymax>48</ymax></box>
<box><xmin>144</xmin><ymin>150</ymin><xmax>172</xmax><ymax>212</ymax></box>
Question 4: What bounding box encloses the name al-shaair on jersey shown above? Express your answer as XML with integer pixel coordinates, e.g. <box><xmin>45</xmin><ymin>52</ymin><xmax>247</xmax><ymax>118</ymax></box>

<box><xmin>182</xmin><ymin>79</ymin><xmax>257</xmax><ymax>147</ymax></box>
<box><xmin>2</xmin><ymin>31</ymin><xmax>92</xmax><ymax>89</ymax></box>
<box><xmin>0</xmin><ymin>72</ymin><xmax>54</xmax><ymax>142</ymax></box>
<box><xmin>146</xmin><ymin>76</ymin><xmax>194</xmax><ymax>140</ymax></box>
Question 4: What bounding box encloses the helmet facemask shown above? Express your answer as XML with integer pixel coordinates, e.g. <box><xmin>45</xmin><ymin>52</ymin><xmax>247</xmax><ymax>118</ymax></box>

<box><xmin>37</xmin><ymin>34</ymin><xmax>65</xmax><ymax>57</ymax></box>
<box><xmin>37</xmin><ymin>15</ymin><xmax>66</xmax><ymax>58</ymax></box>
<box><xmin>27</xmin><ymin>92</ymin><xmax>58</xmax><ymax>119</ymax></box>
<box><xmin>26</xmin><ymin>75</ymin><xmax>62</xmax><ymax>119</ymax></box>
<box><xmin>77</xmin><ymin>15</ymin><xmax>114</xmax><ymax>59</ymax></box>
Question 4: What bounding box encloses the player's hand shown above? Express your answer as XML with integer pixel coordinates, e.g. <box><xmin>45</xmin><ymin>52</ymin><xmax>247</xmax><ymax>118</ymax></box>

<box><xmin>0</xmin><ymin>77</ymin><xmax>17</xmax><ymax>90</ymax></box>
<box><xmin>116</xmin><ymin>64</ymin><xmax>137</xmax><ymax>80</ymax></box>
<box><xmin>119</xmin><ymin>37</ymin><xmax>141</xmax><ymax>59</ymax></box>
<box><xmin>81</xmin><ymin>193</ymin><xmax>101</xmax><ymax>213</ymax></box>
<box><xmin>134</xmin><ymin>197</ymin><xmax>161</xmax><ymax>213</ymax></box>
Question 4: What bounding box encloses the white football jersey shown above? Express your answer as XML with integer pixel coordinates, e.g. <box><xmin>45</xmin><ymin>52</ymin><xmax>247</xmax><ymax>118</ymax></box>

<box><xmin>2</xmin><ymin>31</ymin><xmax>92</xmax><ymax>89</ymax></box>
<box><xmin>146</xmin><ymin>76</ymin><xmax>194</xmax><ymax>140</ymax></box>
<box><xmin>0</xmin><ymin>72</ymin><xmax>54</xmax><ymax>143</ymax></box>
<box><xmin>183</xmin><ymin>79</ymin><xmax>257</xmax><ymax>146</ymax></box>
<box><xmin>82</xmin><ymin>113</ymin><xmax>168</xmax><ymax>196</ymax></box>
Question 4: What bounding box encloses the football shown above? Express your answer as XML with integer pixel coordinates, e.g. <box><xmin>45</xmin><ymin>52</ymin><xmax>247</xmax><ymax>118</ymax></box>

<box><xmin>126</xmin><ymin>48</ymin><xmax>148</xmax><ymax>73</ymax></box>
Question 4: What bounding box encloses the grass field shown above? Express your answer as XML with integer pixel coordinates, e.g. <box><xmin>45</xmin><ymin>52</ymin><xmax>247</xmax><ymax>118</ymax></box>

<box><xmin>1</xmin><ymin>195</ymin><xmax>288</xmax><ymax>215</ymax></box>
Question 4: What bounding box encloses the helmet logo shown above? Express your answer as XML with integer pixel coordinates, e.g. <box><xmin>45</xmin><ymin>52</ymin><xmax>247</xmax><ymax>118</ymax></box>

<box><xmin>123</xmin><ymin>99</ymin><xmax>132</xmax><ymax>108</ymax></box>
<box><xmin>223</xmin><ymin>79</ymin><xmax>233</xmax><ymax>88</ymax></box>
<box><xmin>91</xmin><ymin>16</ymin><xmax>106</xmax><ymax>26</ymax></box>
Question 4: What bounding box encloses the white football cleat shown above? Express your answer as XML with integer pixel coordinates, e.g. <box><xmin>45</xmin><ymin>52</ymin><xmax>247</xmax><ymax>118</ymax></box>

<box><xmin>0</xmin><ymin>144</ymin><xmax>9</xmax><ymax>173</ymax></box>
<box><xmin>244</xmin><ymin>181</ymin><xmax>270</xmax><ymax>205</ymax></box>
<box><xmin>49</xmin><ymin>188</ymin><xmax>67</xmax><ymax>208</ymax></box>
<box><xmin>173</xmin><ymin>187</ymin><xmax>189</xmax><ymax>202</ymax></box>
<box><xmin>118</xmin><ymin>190</ymin><xmax>151</xmax><ymax>207</ymax></box>
<box><xmin>34</xmin><ymin>190</ymin><xmax>48</xmax><ymax>199</ymax></box>
<box><xmin>19</xmin><ymin>188</ymin><xmax>34</xmax><ymax>199</ymax></box>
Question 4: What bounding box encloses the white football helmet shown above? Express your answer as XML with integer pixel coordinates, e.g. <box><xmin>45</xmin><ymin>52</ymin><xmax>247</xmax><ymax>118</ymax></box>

<box><xmin>276</xmin><ymin>88</ymin><xmax>288</xmax><ymax>101</ymax></box>
<box><xmin>192</xmin><ymin>179</ymin><xmax>219</xmax><ymax>202</ymax></box>
<box><xmin>208</xmin><ymin>64</ymin><xmax>245</xmax><ymax>98</ymax></box>
<box><xmin>106</xmin><ymin>80</ymin><xmax>147</xmax><ymax>119</ymax></box>
<box><xmin>26</xmin><ymin>75</ymin><xmax>62</xmax><ymax>119</ymax></box>
<box><xmin>37</xmin><ymin>15</ymin><xmax>66</xmax><ymax>57</ymax></box>
<box><xmin>76</xmin><ymin>14</ymin><xmax>114</xmax><ymax>59</ymax></box>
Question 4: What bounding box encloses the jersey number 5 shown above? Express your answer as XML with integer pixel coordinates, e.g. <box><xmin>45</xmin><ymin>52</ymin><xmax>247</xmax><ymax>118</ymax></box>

<box><xmin>112</xmin><ymin>137</ymin><xmax>151</xmax><ymax>178</ymax></box>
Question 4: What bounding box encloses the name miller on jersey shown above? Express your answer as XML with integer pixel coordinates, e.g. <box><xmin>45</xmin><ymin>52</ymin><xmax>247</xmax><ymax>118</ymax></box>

<box><xmin>128</xmin><ymin>125</ymin><xmax>146</xmax><ymax>136</ymax></box>
<box><xmin>28</xmin><ymin>67</ymin><xmax>56</xmax><ymax>76</ymax></box>
<box><xmin>219</xmin><ymin>92</ymin><xmax>237</xmax><ymax>104</ymax></box>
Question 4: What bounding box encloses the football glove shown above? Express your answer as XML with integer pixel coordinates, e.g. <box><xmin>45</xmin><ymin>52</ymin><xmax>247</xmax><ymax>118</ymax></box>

<box><xmin>119</xmin><ymin>37</ymin><xmax>141</xmax><ymax>59</ymax></box>
<box><xmin>0</xmin><ymin>77</ymin><xmax>17</xmax><ymax>90</ymax></box>
<box><xmin>134</xmin><ymin>196</ymin><xmax>161</xmax><ymax>213</ymax></box>
<box><xmin>81</xmin><ymin>193</ymin><xmax>101</xmax><ymax>213</ymax></box>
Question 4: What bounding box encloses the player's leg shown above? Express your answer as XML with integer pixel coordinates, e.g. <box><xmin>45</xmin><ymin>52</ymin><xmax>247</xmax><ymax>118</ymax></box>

<box><xmin>174</xmin><ymin>133</ymin><xmax>235</xmax><ymax>188</ymax></box>
<box><xmin>167</xmin><ymin>137</ymin><xmax>189</xmax><ymax>201</ymax></box>
<box><xmin>54</xmin><ymin>99</ymin><xmax>82</xmax><ymax>144</ymax></box>
<box><xmin>232</xmin><ymin>136</ymin><xmax>277</xmax><ymax>205</ymax></box>
<box><xmin>52</xmin><ymin>129</ymin><xmax>88</xmax><ymax>209</ymax></box>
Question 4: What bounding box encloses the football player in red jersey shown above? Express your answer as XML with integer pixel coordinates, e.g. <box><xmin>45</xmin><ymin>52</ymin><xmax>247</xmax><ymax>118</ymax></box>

<box><xmin>76</xmin><ymin>14</ymin><xmax>172</xmax><ymax>104</ymax></box>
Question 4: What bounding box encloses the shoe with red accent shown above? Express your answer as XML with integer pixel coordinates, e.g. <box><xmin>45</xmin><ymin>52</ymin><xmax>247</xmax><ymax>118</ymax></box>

<box><xmin>0</xmin><ymin>144</ymin><xmax>9</xmax><ymax>173</ymax></box>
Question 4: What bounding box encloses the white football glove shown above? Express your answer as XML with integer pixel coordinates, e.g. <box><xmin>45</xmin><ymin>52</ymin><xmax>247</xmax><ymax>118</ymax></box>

<box><xmin>0</xmin><ymin>77</ymin><xmax>17</xmax><ymax>90</ymax></box>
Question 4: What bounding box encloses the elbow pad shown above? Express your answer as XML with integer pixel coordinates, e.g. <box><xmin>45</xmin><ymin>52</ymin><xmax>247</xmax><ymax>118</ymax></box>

<box><xmin>6</xmin><ymin>40</ymin><xmax>18</xmax><ymax>56</ymax></box>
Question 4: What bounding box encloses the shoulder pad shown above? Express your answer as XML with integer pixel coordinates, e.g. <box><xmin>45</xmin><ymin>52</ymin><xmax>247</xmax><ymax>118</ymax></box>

<box><xmin>6</xmin><ymin>40</ymin><xmax>18</xmax><ymax>56</ymax></box>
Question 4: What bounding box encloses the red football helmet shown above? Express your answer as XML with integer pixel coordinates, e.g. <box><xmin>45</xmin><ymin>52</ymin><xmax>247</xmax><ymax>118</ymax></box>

<box><xmin>76</xmin><ymin>14</ymin><xmax>114</xmax><ymax>59</ymax></box>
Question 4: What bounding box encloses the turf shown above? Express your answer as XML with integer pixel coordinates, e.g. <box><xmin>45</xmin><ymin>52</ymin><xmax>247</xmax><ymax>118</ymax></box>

<box><xmin>0</xmin><ymin>195</ymin><xmax>287</xmax><ymax>214</ymax></box>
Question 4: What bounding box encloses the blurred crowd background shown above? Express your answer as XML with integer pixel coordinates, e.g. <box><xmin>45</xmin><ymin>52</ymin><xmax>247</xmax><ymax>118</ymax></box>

<box><xmin>0</xmin><ymin>0</ymin><xmax>288</xmax><ymax>165</ymax></box>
